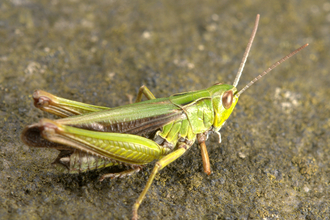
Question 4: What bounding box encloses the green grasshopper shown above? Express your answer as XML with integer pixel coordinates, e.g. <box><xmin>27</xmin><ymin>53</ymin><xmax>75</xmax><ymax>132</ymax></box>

<box><xmin>21</xmin><ymin>14</ymin><xmax>308</xmax><ymax>220</ymax></box>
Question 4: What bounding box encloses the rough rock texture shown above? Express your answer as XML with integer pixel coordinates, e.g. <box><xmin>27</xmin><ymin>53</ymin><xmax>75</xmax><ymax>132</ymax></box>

<box><xmin>1</xmin><ymin>0</ymin><xmax>329</xmax><ymax>219</ymax></box>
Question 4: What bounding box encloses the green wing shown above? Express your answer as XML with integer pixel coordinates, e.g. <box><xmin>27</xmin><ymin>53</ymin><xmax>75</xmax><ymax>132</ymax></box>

<box><xmin>56</xmin><ymin>97</ymin><xmax>185</xmax><ymax>135</ymax></box>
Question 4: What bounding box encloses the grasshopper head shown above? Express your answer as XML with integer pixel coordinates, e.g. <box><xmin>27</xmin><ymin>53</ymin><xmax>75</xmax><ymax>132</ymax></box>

<box><xmin>208</xmin><ymin>84</ymin><xmax>239</xmax><ymax>131</ymax></box>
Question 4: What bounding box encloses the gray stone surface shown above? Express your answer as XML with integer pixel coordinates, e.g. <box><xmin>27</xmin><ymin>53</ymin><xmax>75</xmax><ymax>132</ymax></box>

<box><xmin>1</xmin><ymin>0</ymin><xmax>329</xmax><ymax>219</ymax></box>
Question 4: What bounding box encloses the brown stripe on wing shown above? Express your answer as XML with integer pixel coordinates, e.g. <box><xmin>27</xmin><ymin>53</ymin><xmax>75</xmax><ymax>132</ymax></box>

<box><xmin>69</xmin><ymin>110</ymin><xmax>184</xmax><ymax>135</ymax></box>
<box><xmin>123</xmin><ymin>111</ymin><xmax>184</xmax><ymax>135</ymax></box>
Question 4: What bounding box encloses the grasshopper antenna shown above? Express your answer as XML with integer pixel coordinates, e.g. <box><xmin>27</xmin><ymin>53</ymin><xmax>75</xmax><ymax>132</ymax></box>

<box><xmin>236</xmin><ymin>43</ymin><xmax>309</xmax><ymax>96</ymax></box>
<box><xmin>233</xmin><ymin>14</ymin><xmax>260</xmax><ymax>87</ymax></box>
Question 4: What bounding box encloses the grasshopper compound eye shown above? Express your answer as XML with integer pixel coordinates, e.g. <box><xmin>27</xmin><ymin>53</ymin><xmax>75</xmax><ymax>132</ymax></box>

<box><xmin>222</xmin><ymin>90</ymin><xmax>233</xmax><ymax>109</ymax></box>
